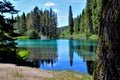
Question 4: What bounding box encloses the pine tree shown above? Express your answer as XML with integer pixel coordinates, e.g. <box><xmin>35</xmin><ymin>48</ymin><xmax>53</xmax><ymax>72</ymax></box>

<box><xmin>15</xmin><ymin>6</ymin><xmax>58</xmax><ymax>39</ymax></box>
<box><xmin>92</xmin><ymin>0</ymin><xmax>102</xmax><ymax>34</ymax></box>
<box><xmin>32</xmin><ymin>6</ymin><xmax>40</xmax><ymax>32</ymax></box>
<box><xmin>19</xmin><ymin>12</ymin><xmax>27</xmax><ymax>35</ymax></box>
<box><xmin>0</xmin><ymin>0</ymin><xmax>19</xmax><ymax>61</ymax></box>
<box><xmin>26</xmin><ymin>12</ymin><xmax>33</xmax><ymax>30</ymax></box>
<box><xmin>74</xmin><ymin>16</ymin><xmax>80</xmax><ymax>33</ymax></box>
<box><xmin>53</xmin><ymin>13</ymin><xmax>57</xmax><ymax>38</ymax></box>
<box><xmin>80</xmin><ymin>9</ymin><xmax>86</xmax><ymax>33</ymax></box>
<box><xmin>39</xmin><ymin>9</ymin><xmax>43</xmax><ymax>35</ymax></box>
<box><xmin>86</xmin><ymin>0</ymin><xmax>92</xmax><ymax>33</ymax></box>
<box><xmin>44</xmin><ymin>9</ymin><xmax>49</xmax><ymax>36</ymax></box>
<box><xmin>49</xmin><ymin>8</ymin><xmax>53</xmax><ymax>38</ymax></box>
<box><xmin>68</xmin><ymin>5</ymin><xmax>74</xmax><ymax>35</ymax></box>
<box><xmin>15</xmin><ymin>15</ymin><xmax>20</xmax><ymax>34</ymax></box>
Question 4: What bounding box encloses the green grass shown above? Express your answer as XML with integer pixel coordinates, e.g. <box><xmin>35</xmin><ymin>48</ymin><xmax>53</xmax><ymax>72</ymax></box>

<box><xmin>72</xmin><ymin>33</ymin><xmax>87</xmax><ymax>39</ymax></box>
<box><xmin>59</xmin><ymin>29</ymin><xmax>98</xmax><ymax>40</ymax></box>
<box><xmin>16</xmin><ymin>36</ymin><xmax>29</xmax><ymax>40</ymax></box>
<box><xmin>18</xmin><ymin>50</ymin><xmax>30</xmax><ymax>60</ymax></box>
<box><xmin>89</xmin><ymin>34</ymin><xmax>98</xmax><ymax>40</ymax></box>
<box><xmin>59</xmin><ymin>29</ymin><xmax>69</xmax><ymax>38</ymax></box>
<box><xmin>60</xmin><ymin>31</ymin><xmax>87</xmax><ymax>40</ymax></box>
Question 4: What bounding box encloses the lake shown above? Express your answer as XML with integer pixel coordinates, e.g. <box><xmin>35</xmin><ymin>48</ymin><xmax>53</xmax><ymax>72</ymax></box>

<box><xmin>16</xmin><ymin>39</ymin><xmax>97</xmax><ymax>74</ymax></box>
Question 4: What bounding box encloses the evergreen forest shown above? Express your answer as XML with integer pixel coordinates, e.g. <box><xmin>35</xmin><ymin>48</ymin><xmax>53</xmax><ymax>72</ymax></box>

<box><xmin>0</xmin><ymin>0</ymin><xmax>120</xmax><ymax>80</ymax></box>
<box><xmin>14</xmin><ymin>7</ymin><xmax>57</xmax><ymax>39</ymax></box>
<box><xmin>59</xmin><ymin>0</ymin><xmax>102</xmax><ymax>39</ymax></box>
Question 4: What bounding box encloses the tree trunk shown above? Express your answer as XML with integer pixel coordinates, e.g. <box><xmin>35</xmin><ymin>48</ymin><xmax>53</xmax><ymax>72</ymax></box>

<box><xmin>94</xmin><ymin>0</ymin><xmax>120</xmax><ymax>80</ymax></box>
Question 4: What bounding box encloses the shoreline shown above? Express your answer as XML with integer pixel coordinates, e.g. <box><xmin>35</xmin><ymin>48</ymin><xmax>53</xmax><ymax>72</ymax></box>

<box><xmin>0</xmin><ymin>63</ymin><xmax>92</xmax><ymax>80</ymax></box>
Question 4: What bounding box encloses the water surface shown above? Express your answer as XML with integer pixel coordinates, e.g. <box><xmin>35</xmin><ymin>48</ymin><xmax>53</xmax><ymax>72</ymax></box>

<box><xmin>16</xmin><ymin>39</ymin><xmax>97</xmax><ymax>74</ymax></box>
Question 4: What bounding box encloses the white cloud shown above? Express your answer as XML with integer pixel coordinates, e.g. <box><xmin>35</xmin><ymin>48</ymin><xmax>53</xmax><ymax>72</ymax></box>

<box><xmin>44</xmin><ymin>2</ymin><xmax>55</xmax><ymax>7</ymax></box>
<box><xmin>53</xmin><ymin>9</ymin><xmax>60</xmax><ymax>13</ymax></box>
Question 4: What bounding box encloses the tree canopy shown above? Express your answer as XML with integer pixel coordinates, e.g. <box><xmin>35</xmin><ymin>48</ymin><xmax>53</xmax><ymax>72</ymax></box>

<box><xmin>0</xmin><ymin>0</ymin><xmax>19</xmax><ymax>61</ymax></box>
<box><xmin>15</xmin><ymin>7</ymin><xmax>58</xmax><ymax>39</ymax></box>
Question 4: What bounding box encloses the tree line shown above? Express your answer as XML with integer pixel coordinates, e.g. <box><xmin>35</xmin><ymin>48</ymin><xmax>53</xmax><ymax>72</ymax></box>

<box><xmin>60</xmin><ymin>0</ymin><xmax>102</xmax><ymax>38</ymax></box>
<box><xmin>15</xmin><ymin>6</ymin><xmax>57</xmax><ymax>39</ymax></box>
<box><xmin>0</xmin><ymin>0</ymin><xmax>40</xmax><ymax>67</ymax></box>
<box><xmin>73</xmin><ymin>0</ymin><xmax>102</xmax><ymax>35</ymax></box>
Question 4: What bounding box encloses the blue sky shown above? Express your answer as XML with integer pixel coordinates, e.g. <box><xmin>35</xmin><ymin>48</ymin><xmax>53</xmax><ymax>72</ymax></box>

<box><xmin>6</xmin><ymin>0</ymin><xmax>86</xmax><ymax>27</ymax></box>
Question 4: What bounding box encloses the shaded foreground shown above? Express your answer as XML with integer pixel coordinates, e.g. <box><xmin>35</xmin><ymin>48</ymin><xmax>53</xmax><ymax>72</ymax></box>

<box><xmin>0</xmin><ymin>63</ymin><xmax>92</xmax><ymax>80</ymax></box>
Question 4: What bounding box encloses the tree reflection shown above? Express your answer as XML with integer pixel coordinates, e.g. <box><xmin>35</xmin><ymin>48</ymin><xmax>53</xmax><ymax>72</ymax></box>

<box><xmin>16</xmin><ymin>39</ymin><xmax>97</xmax><ymax>73</ymax></box>
<box><xmin>74</xmin><ymin>41</ymin><xmax>96</xmax><ymax>61</ymax></box>
<box><xmin>86</xmin><ymin>41</ymin><xmax>94</xmax><ymax>75</ymax></box>
<box><xmin>69</xmin><ymin>40</ymin><xmax>74</xmax><ymax>66</ymax></box>
<box><xmin>74</xmin><ymin>40</ymin><xmax>97</xmax><ymax>74</ymax></box>
<box><xmin>86</xmin><ymin>61</ymin><xmax>94</xmax><ymax>75</ymax></box>
<box><xmin>27</xmin><ymin>40</ymin><xmax>58</xmax><ymax>67</ymax></box>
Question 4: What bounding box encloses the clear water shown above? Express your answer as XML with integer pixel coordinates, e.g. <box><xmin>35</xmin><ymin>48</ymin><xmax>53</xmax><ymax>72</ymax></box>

<box><xmin>16</xmin><ymin>39</ymin><xmax>97</xmax><ymax>74</ymax></box>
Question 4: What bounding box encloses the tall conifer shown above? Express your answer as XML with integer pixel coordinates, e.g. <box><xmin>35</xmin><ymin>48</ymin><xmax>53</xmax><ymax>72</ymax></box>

<box><xmin>68</xmin><ymin>5</ymin><xmax>74</xmax><ymax>35</ymax></box>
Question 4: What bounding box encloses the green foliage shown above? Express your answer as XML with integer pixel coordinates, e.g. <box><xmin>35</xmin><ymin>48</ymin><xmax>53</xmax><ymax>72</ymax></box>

<box><xmin>15</xmin><ymin>15</ymin><xmax>20</xmax><ymax>34</ymax></box>
<box><xmin>89</xmin><ymin>34</ymin><xmax>98</xmax><ymax>40</ymax></box>
<box><xmin>60</xmin><ymin>0</ymin><xmax>102</xmax><ymax>40</ymax></box>
<box><xmin>31</xmin><ymin>6</ymin><xmax>40</xmax><ymax>32</ymax></box>
<box><xmin>18</xmin><ymin>50</ymin><xmax>29</xmax><ymax>60</ymax></box>
<box><xmin>57</xmin><ymin>26</ymin><xmax>67</xmax><ymax>36</ymax></box>
<box><xmin>86</xmin><ymin>0</ymin><xmax>93</xmax><ymax>33</ymax></box>
<box><xmin>15</xmin><ymin>7</ymin><xmax>57</xmax><ymax>39</ymax></box>
<box><xmin>60</xmin><ymin>28</ymin><xmax>69</xmax><ymax>38</ymax></box>
<box><xmin>16</xmin><ymin>36</ymin><xmax>28</xmax><ymax>40</ymax></box>
<box><xmin>68</xmin><ymin>5</ymin><xmax>74</xmax><ymax>35</ymax></box>
<box><xmin>92</xmin><ymin>0</ymin><xmax>102</xmax><ymax>34</ymax></box>
<box><xmin>19</xmin><ymin>12</ymin><xmax>27</xmax><ymax>35</ymax></box>
<box><xmin>85</xmin><ymin>31</ymin><xmax>92</xmax><ymax>37</ymax></box>
<box><xmin>0</xmin><ymin>0</ymin><xmax>19</xmax><ymax>61</ymax></box>
<box><xmin>27</xmin><ymin>30</ymin><xmax>39</xmax><ymax>39</ymax></box>
<box><xmin>74</xmin><ymin>16</ymin><xmax>80</xmax><ymax>33</ymax></box>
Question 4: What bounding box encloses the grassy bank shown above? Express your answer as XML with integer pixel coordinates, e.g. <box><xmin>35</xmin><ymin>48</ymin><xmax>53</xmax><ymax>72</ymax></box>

<box><xmin>16</xmin><ymin>36</ymin><xmax>29</xmax><ymax>40</ymax></box>
<box><xmin>59</xmin><ymin>31</ymin><xmax>98</xmax><ymax>40</ymax></box>
<box><xmin>0</xmin><ymin>63</ymin><xmax>92</xmax><ymax>80</ymax></box>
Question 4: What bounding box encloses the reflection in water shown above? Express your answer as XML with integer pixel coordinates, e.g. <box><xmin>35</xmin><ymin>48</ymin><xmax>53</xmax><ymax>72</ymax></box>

<box><xmin>74</xmin><ymin>40</ymin><xmax>96</xmax><ymax>61</ymax></box>
<box><xmin>86</xmin><ymin>61</ymin><xmax>94</xmax><ymax>75</ymax></box>
<box><xmin>16</xmin><ymin>39</ymin><xmax>97</xmax><ymax>74</ymax></box>
<box><xmin>86</xmin><ymin>41</ymin><xmax>94</xmax><ymax>75</ymax></box>
<box><xmin>28</xmin><ymin>41</ymin><xmax>58</xmax><ymax>67</ymax></box>
<box><xmin>69</xmin><ymin>40</ymin><xmax>74</xmax><ymax>66</ymax></box>
<box><xmin>74</xmin><ymin>40</ymin><xmax>97</xmax><ymax>74</ymax></box>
